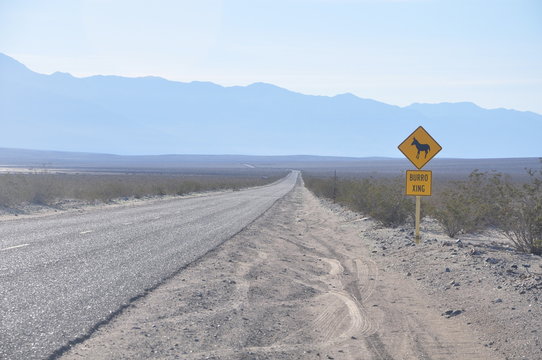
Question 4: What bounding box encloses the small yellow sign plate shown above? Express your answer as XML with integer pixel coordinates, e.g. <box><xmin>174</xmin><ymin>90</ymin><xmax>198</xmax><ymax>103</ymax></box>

<box><xmin>406</xmin><ymin>170</ymin><xmax>432</xmax><ymax>196</ymax></box>
<box><xmin>398</xmin><ymin>126</ymin><xmax>442</xmax><ymax>169</ymax></box>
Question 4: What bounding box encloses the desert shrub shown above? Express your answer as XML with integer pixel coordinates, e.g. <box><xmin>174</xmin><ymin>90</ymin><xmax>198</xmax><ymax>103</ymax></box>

<box><xmin>430</xmin><ymin>193</ymin><xmax>467</xmax><ymax>238</ymax></box>
<box><xmin>0</xmin><ymin>174</ymin><xmax>61</xmax><ymax>206</ymax></box>
<box><xmin>305</xmin><ymin>165</ymin><xmax>542</xmax><ymax>255</ymax></box>
<box><xmin>429</xmin><ymin>171</ymin><xmax>501</xmax><ymax>237</ymax></box>
<box><xmin>0</xmin><ymin>172</ymin><xmax>284</xmax><ymax>208</ymax></box>
<box><xmin>304</xmin><ymin>175</ymin><xmax>414</xmax><ymax>227</ymax></box>
<box><xmin>345</xmin><ymin>177</ymin><xmax>414</xmax><ymax>227</ymax></box>
<box><xmin>28</xmin><ymin>174</ymin><xmax>60</xmax><ymax>204</ymax></box>
<box><xmin>303</xmin><ymin>176</ymin><xmax>337</xmax><ymax>199</ymax></box>
<box><xmin>371</xmin><ymin>179</ymin><xmax>414</xmax><ymax>227</ymax></box>
<box><xmin>429</xmin><ymin>166</ymin><xmax>542</xmax><ymax>254</ymax></box>
<box><xmin>492</xmin><ymin>168</ymin><xmax>542</xmax><ymax>255</ymax></box>
<box><xmin>0</xmin><ymin>175</ymin><xmax>29</xmax><ymax>206</ymax></box>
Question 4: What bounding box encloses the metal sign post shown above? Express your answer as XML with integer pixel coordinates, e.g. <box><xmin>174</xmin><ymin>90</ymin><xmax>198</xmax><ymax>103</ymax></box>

<box><xmin>398</xmin><ymin>127</ymin><xmax>442</xmax><ymax>244</ymax></box>
<box><xmin>415</xmin><ymin>195</ymin><xmax>421</xmax><ymax>243</ymax></box>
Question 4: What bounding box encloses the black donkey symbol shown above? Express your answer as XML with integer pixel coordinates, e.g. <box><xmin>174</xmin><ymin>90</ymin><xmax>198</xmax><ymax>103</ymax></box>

<box><xmin>411</xmin><ymin>137</ymin><xmax>430</xmax><ymax>159</ymax></box>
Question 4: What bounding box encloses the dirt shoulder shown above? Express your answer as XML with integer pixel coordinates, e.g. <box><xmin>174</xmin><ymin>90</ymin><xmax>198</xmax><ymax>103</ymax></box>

<box><xmin>332</xmin><ymin>202</ymin><xmax>542</xmax><ymax>359</ymax></box>
<box><xmin>61</xmin><ymin>182</ymin><xmax>540</xmax><ymax>359</ymax></box>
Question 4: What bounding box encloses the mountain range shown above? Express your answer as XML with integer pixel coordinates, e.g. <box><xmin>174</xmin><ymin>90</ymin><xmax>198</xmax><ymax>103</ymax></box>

<box><xmin>1</xmin><ymin>53</ymin><xmax>540</xmax><ymax>158</ymax></box>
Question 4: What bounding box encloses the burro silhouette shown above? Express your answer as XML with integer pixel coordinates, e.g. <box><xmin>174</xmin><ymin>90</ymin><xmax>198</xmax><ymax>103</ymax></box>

<box><xmin>411</xmin><ymin>137</ymin><xmax>431</xmax><ymax>159</ymax></box>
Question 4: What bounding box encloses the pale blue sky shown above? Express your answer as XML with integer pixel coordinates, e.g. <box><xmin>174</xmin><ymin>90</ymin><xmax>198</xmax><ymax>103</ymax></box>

<box><xmin>1</xmin><ymin>0</ymin><xmax>541</xmax><ymax>113</ymax></box>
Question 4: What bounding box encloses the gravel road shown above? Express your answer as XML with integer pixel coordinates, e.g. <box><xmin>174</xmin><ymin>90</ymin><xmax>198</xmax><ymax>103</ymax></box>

<box><xmin>0</xmin><ymin>171</ymin><xmax>297</xmax><ymax>360</ymax></box>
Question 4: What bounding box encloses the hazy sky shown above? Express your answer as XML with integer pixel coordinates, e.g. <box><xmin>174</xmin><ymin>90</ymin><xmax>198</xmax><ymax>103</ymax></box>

<box><xmin>1</xmin><ymin>0</ymin><xmax>541</xmax><ymax>114</ymax></box>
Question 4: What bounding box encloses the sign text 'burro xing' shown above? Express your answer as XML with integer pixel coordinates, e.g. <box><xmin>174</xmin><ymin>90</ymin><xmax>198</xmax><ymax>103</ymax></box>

<box><xmin>406</xmin><ymin>170</ymin><xmax>432</xmax><ymax>196</ymax></box>
<box><xmin>398</xmin><ymin>126</ymin><xmax>442</xmax><ymax>244</ymax></box>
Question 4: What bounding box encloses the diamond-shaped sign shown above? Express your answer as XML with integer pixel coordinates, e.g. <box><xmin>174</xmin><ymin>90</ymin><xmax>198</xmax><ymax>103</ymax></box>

<box><xmin>398</xmin><ymin>126</ymin><xmax>442</xmax><ymax>169</ymax></box>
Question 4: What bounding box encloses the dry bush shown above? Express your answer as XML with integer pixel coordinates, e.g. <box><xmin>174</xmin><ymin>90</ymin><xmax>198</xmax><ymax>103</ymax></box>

<box><xmin>492</xmin><ymin>168</ymin><xmax>542</xmax><ymax>255</ymax></box>
<box><xmin>0</xmin><ymin>173</ymin><xmax>283</xmax><ymax>208</ymax></box>
<box><xmin>429</xmin><ymin>171</ymin><xmax>502</xmax><ymax>238</ymax></box>
<box><xmin>0</xmin><ymin>174</ymin><xmax>61</xmax><ymax>206</ymax></box>
<box><xmin>426</xmin><ymin>167</ymin><xmax>542</xmax><ymax>254</ymax></box>
<box><xmin>427</xmin><ymin>166</ymin><xmax>542</xmax><ymax>255</ymax></box>
<box><xmin>304</xmin><ymin>175</ymin><xmax>414</xmax><ymax>227</ymax></box>
<box><xmin>306</xmin><ymin>166</ymin><xmax>542</xmax><ymax>255</ymax></box>
<box><xmin>303</xmin><ymin>176</ymin><xmax>336</xmax><ymax>199</ymax></box>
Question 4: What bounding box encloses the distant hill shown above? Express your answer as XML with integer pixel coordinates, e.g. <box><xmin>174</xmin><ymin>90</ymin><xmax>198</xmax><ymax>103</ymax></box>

<box><xmin>1</xmin><ymin>53</ymin><xmax>541</xmax><ymax>157</ymax></box>
<box><xmin>0</xmin><ymin>147</ymin><xmax>539</xmax><ymax>180</ymax></box>
<box><xmin>0</xmin><ymin>147</ymin><xmax>364</xmax><ymax>168</ymax></box>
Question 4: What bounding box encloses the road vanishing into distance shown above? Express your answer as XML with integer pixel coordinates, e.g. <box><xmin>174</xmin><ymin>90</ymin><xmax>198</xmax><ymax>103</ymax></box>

<box><xmin>0</xmin><ymin>171</ymin><xmax>298</xmax><ymax>360</ymax></box>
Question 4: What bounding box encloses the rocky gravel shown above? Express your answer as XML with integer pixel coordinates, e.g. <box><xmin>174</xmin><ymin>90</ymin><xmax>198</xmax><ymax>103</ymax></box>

<box><xmin>322</xmin><ymin>198</ymin><xmax>542</xmax><ymax>359</ymax></box>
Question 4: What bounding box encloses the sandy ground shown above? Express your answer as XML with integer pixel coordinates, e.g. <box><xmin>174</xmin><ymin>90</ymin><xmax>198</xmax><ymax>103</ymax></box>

<box><xmin>60</xmin><ymin>181</ymin><xmax>541</xmax><ymax>360</ymax></box>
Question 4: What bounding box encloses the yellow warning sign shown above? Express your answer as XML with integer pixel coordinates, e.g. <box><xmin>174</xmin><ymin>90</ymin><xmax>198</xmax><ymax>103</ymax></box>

<box><xmin>398</xmin><ymin>126</ymin><xmax>442</xmax><ymax>169</ymax></box>
<box><xmin>406</xmin><ymin>170</ymin><xmax>432</xmax><ymax>196</ymax></box>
